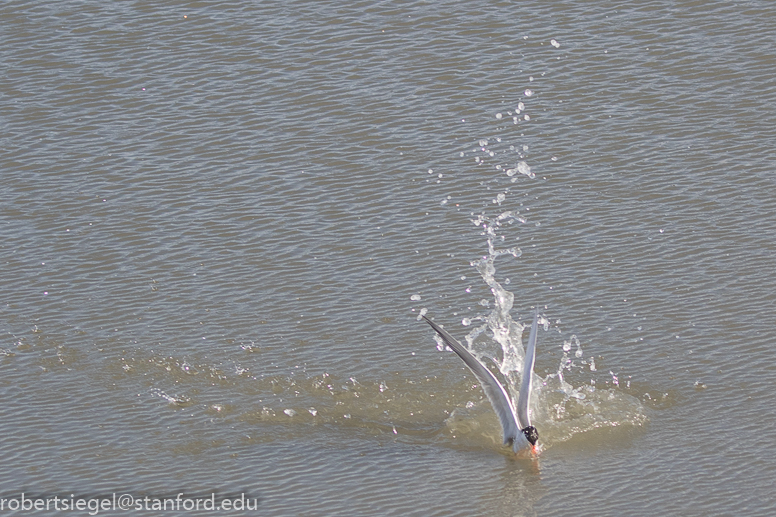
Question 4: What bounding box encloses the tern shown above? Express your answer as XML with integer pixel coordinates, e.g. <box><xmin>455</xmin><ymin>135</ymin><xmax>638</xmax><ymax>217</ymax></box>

<box><xmin>422</xmin><ymin>311</ymin><xmax>539</xmax><ymax>453</ymax></box>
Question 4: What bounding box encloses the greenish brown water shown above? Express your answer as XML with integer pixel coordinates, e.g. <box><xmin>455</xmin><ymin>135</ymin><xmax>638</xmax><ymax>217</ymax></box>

<box><xmin>2</xmin><ymin>1</ymin><xmax>775</xmax><ymax>515</ymax></box>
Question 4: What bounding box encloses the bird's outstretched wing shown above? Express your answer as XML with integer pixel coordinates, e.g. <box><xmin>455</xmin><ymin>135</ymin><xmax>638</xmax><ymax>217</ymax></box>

<box><xmin>422</xmin><ymin>315</ymin><xmax>520</xmax><ymax>446</ymax></box>
<box><xmin>516</xmin><ymin>310</ymin><xmax>538</xmax><ymax>429</ymax></box>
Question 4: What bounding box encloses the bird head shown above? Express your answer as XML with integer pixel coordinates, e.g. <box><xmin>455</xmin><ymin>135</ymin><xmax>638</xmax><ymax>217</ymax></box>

<box><xmin>522</xmin><ymin>425</ymin><xmax>538</xmax><ymax>446</ymax></box>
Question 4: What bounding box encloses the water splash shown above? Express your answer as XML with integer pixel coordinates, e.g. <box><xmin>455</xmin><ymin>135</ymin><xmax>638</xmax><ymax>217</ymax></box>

<box><xmin>443</xmin><ymin>137</ymin><xmax>646</xmax><ymax>449</ymax></box>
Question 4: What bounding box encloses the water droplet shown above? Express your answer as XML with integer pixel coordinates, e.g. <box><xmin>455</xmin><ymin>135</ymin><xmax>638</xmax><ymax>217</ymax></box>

<box><xmin>517</xmin><ymin>161</ymin><xmax>534</xmax><ymax>178</ymax></box>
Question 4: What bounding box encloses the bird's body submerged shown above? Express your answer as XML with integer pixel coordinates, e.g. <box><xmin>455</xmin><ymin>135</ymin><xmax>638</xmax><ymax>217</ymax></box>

<box><xmin>422</xmin><ymin>311</ymin><xmax>540</xmax><ymax>454</ymax></box>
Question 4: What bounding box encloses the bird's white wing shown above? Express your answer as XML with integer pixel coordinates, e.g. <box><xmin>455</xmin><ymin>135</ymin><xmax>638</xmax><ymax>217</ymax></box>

<box><xmin>422</xmin><ymin>315</ymin><xmax>520</xmax><ymax>445</ymax></box>
<box><xmin>516</xmin><ymin>310</ymin><xmax>538</xmax><ymax>430</ymax></box>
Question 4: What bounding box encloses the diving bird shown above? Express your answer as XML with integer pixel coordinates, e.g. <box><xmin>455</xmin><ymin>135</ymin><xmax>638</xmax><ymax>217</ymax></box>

<box><xmin>422</xmin><ymin>311</ymin><xmax>539</xmax><ymax>453</ymax></box>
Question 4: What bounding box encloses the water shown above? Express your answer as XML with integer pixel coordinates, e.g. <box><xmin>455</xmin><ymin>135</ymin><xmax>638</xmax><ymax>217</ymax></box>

<box><xmin>2</xmin><ymin>1</ymin><xmax>776</xmax><ymax>515</ymax></box>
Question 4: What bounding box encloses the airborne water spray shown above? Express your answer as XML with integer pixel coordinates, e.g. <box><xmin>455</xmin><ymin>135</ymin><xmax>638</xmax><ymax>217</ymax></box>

<box><xmin>427</xmin><ymin>109</ymin><xmax>646</xmax><ymax>449</ymax></box>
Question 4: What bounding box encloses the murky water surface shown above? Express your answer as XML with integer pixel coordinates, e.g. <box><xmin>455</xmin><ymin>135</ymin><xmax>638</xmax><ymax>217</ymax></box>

<box><xmin>2</xmin><ymin>1</ymin><xmax>775</xmax><ymax>515</ymax></box>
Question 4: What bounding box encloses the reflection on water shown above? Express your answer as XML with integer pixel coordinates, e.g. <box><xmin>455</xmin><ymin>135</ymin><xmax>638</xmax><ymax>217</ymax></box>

<box><xmin>494</xmin><ymin>458</ymin><xmax>545</xmax><ymax>517</ymax></box>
